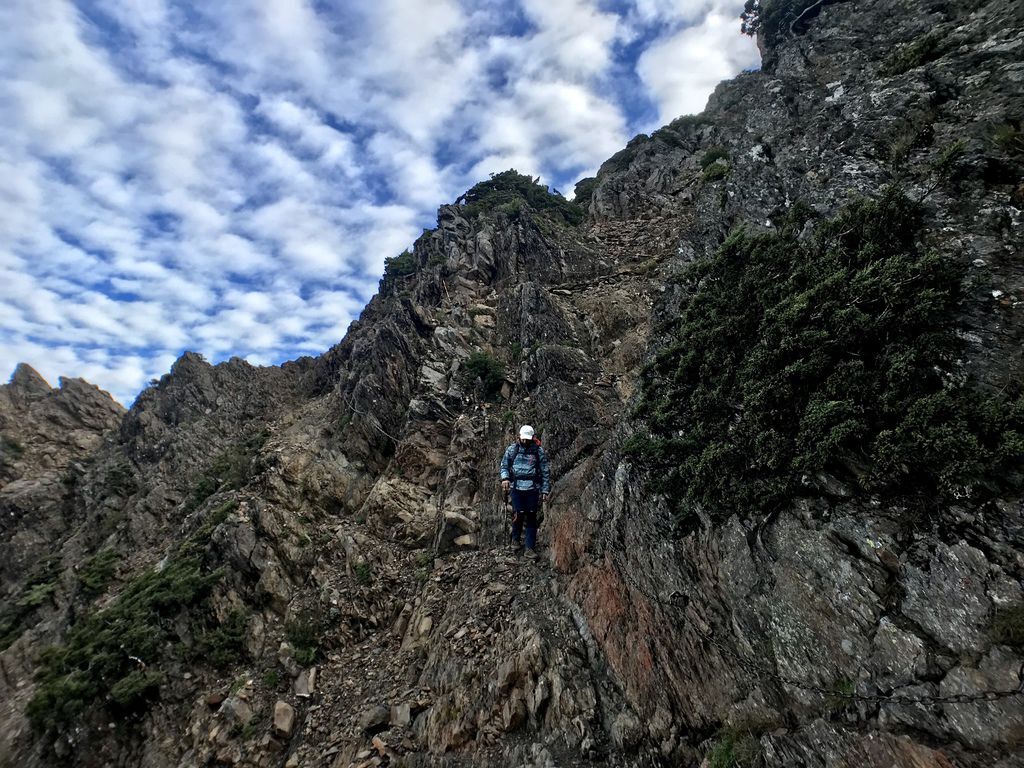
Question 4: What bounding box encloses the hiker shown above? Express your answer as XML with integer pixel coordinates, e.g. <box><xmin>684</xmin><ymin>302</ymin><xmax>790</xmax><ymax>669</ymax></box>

<box><xmin>499</xmin><ymin>425</ymin><xmax>550</xmax><ymax>558</ymax></box>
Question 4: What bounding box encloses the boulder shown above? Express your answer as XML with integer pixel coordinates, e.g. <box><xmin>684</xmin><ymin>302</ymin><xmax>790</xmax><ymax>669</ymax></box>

<box><xmin>273</xmin><ymin>701</ymin><xmax>295</xmax><ymax>738</ymax></box>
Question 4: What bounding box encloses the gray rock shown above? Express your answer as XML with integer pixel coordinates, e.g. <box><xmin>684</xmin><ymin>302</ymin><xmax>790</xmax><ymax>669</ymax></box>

<box><xmin>359</xmin><ymin>705</ymin><xmax>390</xmax><ymax>734</ymax></box>
<box><xmin>390</xmin><ymin>702</ymin><xmax>411</xmax><ymax>727</ymax></box>
<box><xmin>940</xmin><ymin>648</ymin><xmax>1024</xmax><ymax>748</ymax></box>
<box><xmin>870</xmin><ymin>618</ymin><xmax>927</xmax><ymax>688</ymax></box>
<box><xmin>273</xmin><ymin>700</ymin><xmax>295</xmax><ymax>738</ymax></box>
<box><xmin>901</xmin><ymin>542</ymin><xmax>992</xmax><ymax>654</ymax></box>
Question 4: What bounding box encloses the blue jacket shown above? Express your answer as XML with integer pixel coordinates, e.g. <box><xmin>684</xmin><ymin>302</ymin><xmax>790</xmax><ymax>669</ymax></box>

<box><xmin>500</xmin><ymin>442</ymin><xmax>551</xmax><ymax>493</ymax></box>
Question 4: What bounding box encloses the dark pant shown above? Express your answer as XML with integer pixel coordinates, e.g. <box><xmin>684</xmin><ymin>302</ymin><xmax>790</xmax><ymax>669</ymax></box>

<box><xmin>510</xmin><ymin>489</ymin><xmax>540</xmax><ymax>549</ymax></box>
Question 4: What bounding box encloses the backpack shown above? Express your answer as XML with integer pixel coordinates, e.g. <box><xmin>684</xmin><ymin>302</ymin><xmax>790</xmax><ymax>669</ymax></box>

<box><xmin>507</xmin><ymin>439</ymin><xmax>543</xmax><ymax>486</ymax></box>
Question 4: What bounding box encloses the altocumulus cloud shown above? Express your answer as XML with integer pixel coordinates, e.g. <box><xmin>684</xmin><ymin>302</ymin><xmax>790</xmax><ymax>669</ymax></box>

<box><xmin>0</xmin><ymin>0</ymin><xmax>758</xmax><ymax>405</ymax></box>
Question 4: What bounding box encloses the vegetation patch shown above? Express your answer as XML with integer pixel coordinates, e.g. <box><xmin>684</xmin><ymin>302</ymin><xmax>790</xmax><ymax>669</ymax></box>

<box><xmin>703</xmin><ymin>162</ymin><xmax>731</xmax><ymax>183</ymax></box>
<box><xmin>707</xmin><ymin>727</ymin><xmax>761</xmax><ymax>768</ymax></box>
<box><xmin>931</xmin><ymin>139</ymin><xmax>967</xmax><ymax>181</ymax></box>
<box><xmin>103</xmin><ymin>461</ymin><xmax>138</xmax><ymax>498</ymax></box>
<box><xmin>457</xmin><ymin>170</ymin><xmax>583</xmax><ymax>226</ymax></box>
<box><xmin>701</xmin><ymin>147</ymin><xmax>730</xmax><ymax>169</ymax></box>
<box><xmin>627</xmin><ymin>188</ymin><xmax>1023</xmax><ymax>529</ymax></box>
<box><xmin>109</xmin><ymin>669</ymin><xmax>163</xmax><ymax>709</ymax></box>
<box><xmin>741</xmin><ymin>0</ymin><xmax>836</xmax><ymax>43</ymax></box>
<box><xmin>285</xmin><ymin>612</ymin><xmax>321</xmax><ymax>667</ymax></box>
<box><xmin>383</xmin><ymin>249</ymin><xmax>417</xmax><ymax>281</ymax></box>
<box><xmin>78</xmin><ymin>549</ymin><xmax>120</xmax><ymax>598</ymax></box>
<box><xmin>185</xmin><ymin>432</ymin><xmax>266</xmax><ymax>514</ymax></box>
<box><xmin>460</xmin><ymin>351</ymin><xmax>506</xmax><ymax>400</ymax></box>
<box><xmin>26</xmin><ymin>502</ymin><xmax>236</xmax><ymax>732</ymax></box>
<box><xmin>0</xmin><ymin>434</ymin><xmax>24</xmax><ymax>460</ymax></box>
<box><xmin>880</xmin><ymin>31</ymin><xmax>946</xmax><ymax>77</ymax></box>
<box><xmin>700</xmin><ymin>147</ymin><xmax>731</xmax><ymax>182</ymax></box>
<box><xmin>991</xmin><ymin>603</ymin><xmax>1024</xmax><ymax>650</ymax></box>
<box><xmin>354</xmin><ymin>562</ymin><xmax>373</xmax><ymax>586</ymax></box>
<box><xmin>196</xmin><ymin>607</ymin><xmax>249</xmax><ymax>668</ymax></box>
<box><xmin>414</xmin><ymin>550</ymin><xmax>434</xmax><ymax>568</ymax></box>
<box><xmin>0</xmin><ymin>558</ymin><xmax>61</xmax><ymax>651</ymax></box>
<box><xmin>992</xmin><ymin>121</ymin><xmax>1024</xmax><ymax>159</ymax></box>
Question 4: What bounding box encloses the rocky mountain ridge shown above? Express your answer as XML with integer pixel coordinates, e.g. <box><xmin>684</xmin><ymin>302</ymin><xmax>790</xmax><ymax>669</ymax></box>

<box><xmin>1</xmin><ymin>0</ymin><xmax>1023</xmax><ymax>766</ymax></box>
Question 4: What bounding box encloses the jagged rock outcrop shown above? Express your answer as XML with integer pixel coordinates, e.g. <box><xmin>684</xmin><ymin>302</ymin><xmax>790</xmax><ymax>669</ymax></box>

<box><xmin>0</xmin><ymin>363</ymin><xmax>125</xmax><ymax>587</ymax></box>
<box><xmin>1</xmin><ymin>1</ymin><xmax>1022</xmax><ymax>767</ymax></box>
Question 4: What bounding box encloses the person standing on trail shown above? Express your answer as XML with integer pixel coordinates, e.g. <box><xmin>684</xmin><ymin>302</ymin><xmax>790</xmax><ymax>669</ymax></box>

<box><xmin>499</xmin><ymin>425</ymin><xmax>550</xmax><ymax>559</ymax></box>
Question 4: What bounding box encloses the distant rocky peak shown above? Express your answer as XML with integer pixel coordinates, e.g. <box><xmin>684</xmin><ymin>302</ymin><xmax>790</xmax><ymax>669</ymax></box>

<box><xmin>8</xmin><ymin>362</ymin><xmax>51</xmax><ymax>398</ymax></box>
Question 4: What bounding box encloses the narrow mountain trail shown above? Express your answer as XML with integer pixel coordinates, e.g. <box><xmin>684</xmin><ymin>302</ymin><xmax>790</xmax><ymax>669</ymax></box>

<box><xmin>277</xmin><ymin>524</ymin><xmax>644</xmax><ymax>768</ymax></box>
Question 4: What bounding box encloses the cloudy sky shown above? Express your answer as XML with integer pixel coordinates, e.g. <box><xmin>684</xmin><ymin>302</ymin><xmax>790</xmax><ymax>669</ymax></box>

<box><xmin>1</xmin><ymin>0</ymin><xmax>759</xmax><ymax>405</ymax></box>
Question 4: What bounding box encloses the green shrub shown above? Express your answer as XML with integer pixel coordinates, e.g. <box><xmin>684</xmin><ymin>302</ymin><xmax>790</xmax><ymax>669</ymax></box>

<box><xmin>109</xmin><ymin>670</ymin><xmax>163</xmax><ymax>708</ymax></box>
<box><xmin>79</xmin><ymin>549</ymin><xmax>120</xmax><ymax>598</ymax></box>
<box><xmin>0</xmin><ymin>558</ymin><xmax>61</xmax><ymax>650</ymax></box>
<box><xmin>669</xmin><ymin>114</ymin><xmax>712</xmax><ymax>130</ymax></box>
<box><xmin>384</xmin><ymin>250</ymin><xmax>417</xmax><ymax>280</ymax></box>
<box><xmin>707</xmin><ymin>728</ymin><xmax>761</xmax><ymax>768</ymax></box>
<box><xmin>498</xmin><ymin>198</ymin><xmax>525</xmax><ymax>217</ymax></box>
<box><xmin>703</xmin><ymin>162</ymin><xmax>731</xmax><ymax>183</ymax></box>
<box><xmin>414</xmin><ymin>550</ymin><xmax>433</xmax><ymax>567</ymax></box>
<box><xmin>458</xmin><ymin>170</ymin><xmax>583</xmax><ymax>226</ymax></box>
<box><xmin>0</xmin><ymin>434</ymin><xmax>24</xmax><ymax>460</ymax></box>
<box><xmin>103</xmin><ymin>462</ymin><xmax>137</xmax><ymax>498</ymax></box>
<box><xmin>742</xmin><ymin>0</ymin><xmax>842</xmax><ymax>43</ymax></box>
<box><xmin>931</xmin><ymin>138</ymin><xmax>967</xmax><ymax>180</ymax></box>
<box><xmin>262</xmin><ymin>669</ymin><xmax>281</xmax><ymax>688</ymax></box>
<box><xmin>27</xmin><ymin>504</ymin><xmax>233</xmax><ymax>731</ymax></box>
<box><xmin>285</xmin><ymin>613</ymin><xmax>320</xmax><ymax>666</ymax></box>
<box><xmin>629</xmin><ymin>187</ymin><xmax>1023</xmax><ymax>529</ymax></box>
<box><xmin>18</xmin><ymin>580</ymin><xmax>58</xmax><ymax>609</ymax></box>
<box><xmin>991</xmin><ymin>603</ymin><xmax>1024</xmax><ymax>649</ymax></box>
<box><xmin>354</xmin><ymin>562</ymin><xmax>373</xmax><ymax>586</ymax></box>
<box><xmin>197</xmin><ymin>608</ymin><xmax>249</xmax><ymax>668</ymax></box>
<box><xmin>185</xmin><ymin>434</ymin><xmax>265</xmax><ymax>513</ymax></box>
<box><xmin>992</xmin><ymin>122</ymin><xmax>1024</xmax><ymax>158</ymax></box>
<box><xmin>701</xmin><ymin>147</ymin><xmax>730</xmax><ymax>169</ymax></box>
<box><xmin>880</xmin><ymin>31</ymin><xmax>946</xmax><ymax>76</ymax></box>
<box><xmin>461</xmin><ymin>351</ymin><xmax>506</xmax><ymax>399</ymax></box>
<box><xmin>651</xmin><ymin>127</ymin><xmax>686</xmax><ymax>150</ymax></box>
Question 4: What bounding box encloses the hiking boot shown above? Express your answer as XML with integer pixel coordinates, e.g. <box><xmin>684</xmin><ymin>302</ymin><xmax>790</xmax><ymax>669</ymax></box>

<box><xmin>508</xmin><ymin>540</ymin><xmax>523</xmax><ymax>552</ymax></box>
<box><xmin>523</xmin><ymin>547</ymin><xmax>538</xmax><ymax>561</ymax></box>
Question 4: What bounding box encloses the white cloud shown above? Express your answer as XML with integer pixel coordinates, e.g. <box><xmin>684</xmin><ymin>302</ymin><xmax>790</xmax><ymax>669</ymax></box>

<box><xmin>0</xmin><ymin>0</ymin><xmax>759</xmax><ymax>405</ymax></box>
<box><xmin>636</xmin><ymin>1</ymin><xmax>760</xmax><ymax>123</ymax></box>
<box><xmin>518</xmin><ymin>0</ymin><xmax>622</xmax><ymax>79</ymax></box>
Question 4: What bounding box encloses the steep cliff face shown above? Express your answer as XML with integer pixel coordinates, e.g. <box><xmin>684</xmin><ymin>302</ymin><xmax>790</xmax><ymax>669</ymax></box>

<box><xmin>1</xmin><ymin>1</ymin><xmax>1022</xmax><ymax>767</ymax></box>
<box><xmin>0</xmin><ymin>364</ymin><xmax>125</xmax><ymax>575</ymax></box>
<box><xmin>563</xmin><ymin>0</ymin><xmax>1024</xmax><ymax>765</ymax></box>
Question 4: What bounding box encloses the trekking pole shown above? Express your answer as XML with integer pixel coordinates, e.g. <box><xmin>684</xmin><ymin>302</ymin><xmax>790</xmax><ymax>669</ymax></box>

<box><xmin>504</xmin><ymin>487</ymin><xmax>516</xmax><ymax>546</ymax></box>
<box><xmin>538</xmin><ymin>492</ymin><xmax>546</xmax><ymax>546</ymax></box>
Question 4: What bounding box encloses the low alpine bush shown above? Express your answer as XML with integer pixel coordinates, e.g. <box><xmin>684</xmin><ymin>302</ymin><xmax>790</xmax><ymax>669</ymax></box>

<box><xmin>629</xmin><ymin>187</ymin><xmax>1023</xmax><ymax>529</ymax></box>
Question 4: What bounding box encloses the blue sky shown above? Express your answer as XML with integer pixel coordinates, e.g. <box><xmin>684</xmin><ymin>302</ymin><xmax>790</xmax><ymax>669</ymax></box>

<box><xmin>0</xmin><ymin>0</ymin><xmax>758</xmax><ymax>405</ymax></box>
